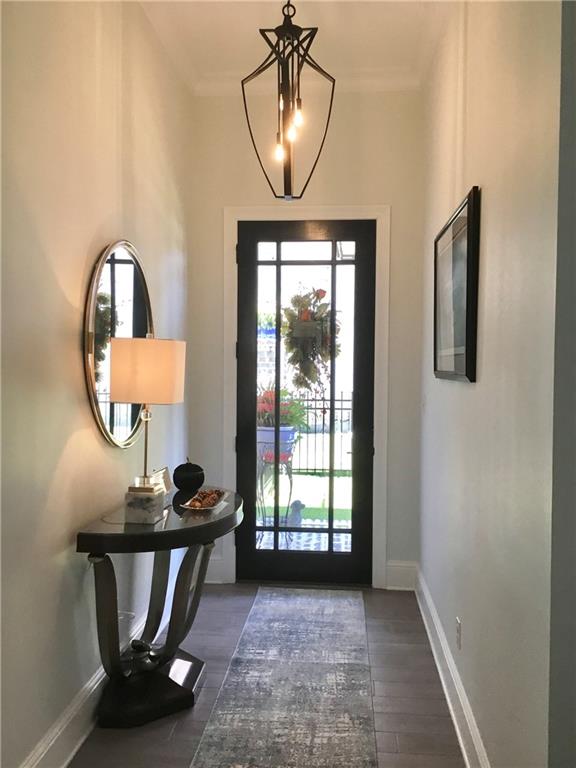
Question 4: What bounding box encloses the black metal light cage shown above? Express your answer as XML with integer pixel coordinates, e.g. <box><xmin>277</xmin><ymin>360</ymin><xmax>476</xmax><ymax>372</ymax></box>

<box><xmin>242</xmin><ymin>0</ymin><xmax>335</xmax><ymax>200</ymax></box>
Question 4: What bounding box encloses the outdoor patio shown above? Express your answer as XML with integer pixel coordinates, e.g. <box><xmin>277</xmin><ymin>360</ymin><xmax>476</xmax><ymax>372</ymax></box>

<box><xmin>256</xmin><ymin>433</ymin><xmax>353</xmax><ymax>552</ymax></box>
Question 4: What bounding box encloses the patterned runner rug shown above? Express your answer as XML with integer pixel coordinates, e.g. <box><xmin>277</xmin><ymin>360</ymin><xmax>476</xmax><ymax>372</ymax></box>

<box><xmin>190</xmin><ymin>587</ymin><xmax>377</xmax><ymax>768</ymax></box>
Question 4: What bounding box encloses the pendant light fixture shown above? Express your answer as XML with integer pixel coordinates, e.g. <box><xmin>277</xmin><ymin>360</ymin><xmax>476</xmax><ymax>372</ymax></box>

<box><xmin>242</xmin><ymin>0</ymin><xmax>335</xmax><ymax>200</ymax></box>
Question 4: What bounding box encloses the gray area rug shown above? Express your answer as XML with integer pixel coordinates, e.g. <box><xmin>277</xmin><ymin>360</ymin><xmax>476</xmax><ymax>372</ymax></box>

<box><xmin>190</xmin><ymin>587</ymin><xmax>377</xmax><ymax>768</ymax></box>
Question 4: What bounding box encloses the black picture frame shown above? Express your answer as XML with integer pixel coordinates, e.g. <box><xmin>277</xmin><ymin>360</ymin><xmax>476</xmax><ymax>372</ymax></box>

<box><xmin>434</xmin><ymin>186</ymin><xmax>481</xmax><ymax>382</ymax></box>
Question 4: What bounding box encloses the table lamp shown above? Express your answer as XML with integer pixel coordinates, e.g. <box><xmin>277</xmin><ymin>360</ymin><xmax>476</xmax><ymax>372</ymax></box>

<box><xmin>110</xmin><ymin>336</ymin><xmax>186</xmax><ymax>523</ymax></box>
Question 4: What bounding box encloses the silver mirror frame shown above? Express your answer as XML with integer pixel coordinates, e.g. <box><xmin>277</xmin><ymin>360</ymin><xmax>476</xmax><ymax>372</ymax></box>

<box><xmin>83</xmin><ymin>240</ymin><xmax>154</xmax><ymax>448</ymax></box>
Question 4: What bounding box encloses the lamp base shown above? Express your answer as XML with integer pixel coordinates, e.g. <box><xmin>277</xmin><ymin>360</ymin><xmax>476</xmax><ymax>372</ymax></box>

<box><xmin>125</xmin><ymin>486</ymin><xmax>165</xmax><ymax>524</ymax></box>
<box><xmin>128</xmin><ymin>474</ymin><xmax>157</xmax><ymax>493</ymax></box>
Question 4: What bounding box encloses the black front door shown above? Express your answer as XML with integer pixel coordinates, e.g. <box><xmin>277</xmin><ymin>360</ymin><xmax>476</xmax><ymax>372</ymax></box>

<box><xmin>236</xmin><ymin>219</ymin><xmax>376</xmax><ymax>584</ymax></box>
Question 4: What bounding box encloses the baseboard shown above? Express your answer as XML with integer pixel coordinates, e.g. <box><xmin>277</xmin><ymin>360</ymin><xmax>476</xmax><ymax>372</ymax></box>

<box><xmin>416</xmin><ymin>571</ymin><xmax>491</xmax><ymax>768</ymax></box>
<box><xmin>19</xmin><ymin>615</ymin><xmax>147</xmax><ymax>768</ymax></box>
<box><xmin>385</xmin><ymin>560</ymin><xmax>418</xmax><ymax>590</ymax></box>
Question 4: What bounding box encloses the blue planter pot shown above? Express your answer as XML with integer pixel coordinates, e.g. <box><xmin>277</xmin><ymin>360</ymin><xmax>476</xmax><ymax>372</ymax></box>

<box><xmin>257</xmin><ymin>426</ymin><xmax>297</xmax><ymax>462</ymax></box>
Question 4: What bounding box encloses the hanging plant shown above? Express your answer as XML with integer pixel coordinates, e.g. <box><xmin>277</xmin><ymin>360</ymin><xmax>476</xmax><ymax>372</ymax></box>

<box><xmin>283</xmin><ymin>287</ymin><xmax>340</xmax><ymax>393</ymax></box>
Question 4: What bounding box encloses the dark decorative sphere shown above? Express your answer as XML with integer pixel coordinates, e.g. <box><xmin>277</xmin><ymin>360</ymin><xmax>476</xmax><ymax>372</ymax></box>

<box><xmin>173</xmin><ymin>460</ymin><xmax>204</xmax><ymax>494</ymax></box>
<box><xmin>172</xmin><ymin>490</ymin><xmax>192</xmax><ymax>514</ymax></box>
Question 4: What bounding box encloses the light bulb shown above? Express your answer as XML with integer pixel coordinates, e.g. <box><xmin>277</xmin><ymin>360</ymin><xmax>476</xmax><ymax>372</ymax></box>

<box><xmin>294</xmin><ymin>108</ymin><xmax>304</xmax><ymax>127</ymax></box>
<box><xmin>275</xmin><ymin>142</ymin><xmax>285</xmax><ymax>162</ymax></box>
<box><xmin>287</xmin><ymin>124</ymin><xmax>297</xmax><ymax>142</ymax></box>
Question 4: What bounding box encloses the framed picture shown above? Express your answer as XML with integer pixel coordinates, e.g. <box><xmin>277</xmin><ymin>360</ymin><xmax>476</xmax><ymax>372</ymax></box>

<box><xmin>434</xmin><ymin>186</ymin><xmax>481</xmax><ymax>382</ymax></box>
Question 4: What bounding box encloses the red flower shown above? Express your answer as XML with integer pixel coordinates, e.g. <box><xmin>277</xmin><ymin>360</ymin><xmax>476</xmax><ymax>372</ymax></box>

<box><xmin>262</xmin><ymin>450</ymin><xmax>292</xmax><ymax>463</ymax></box>
<box><xmin>315</xmin><ymin>289</ymin><xmax>327</xmax><ymax>299</ymax></box>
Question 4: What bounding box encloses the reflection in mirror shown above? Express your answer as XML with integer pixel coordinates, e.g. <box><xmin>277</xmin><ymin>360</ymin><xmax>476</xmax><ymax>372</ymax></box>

<box><xmin>84</xmin><ymin>241</ymin><xmax>153</xmax><ymax>447</ymax></box>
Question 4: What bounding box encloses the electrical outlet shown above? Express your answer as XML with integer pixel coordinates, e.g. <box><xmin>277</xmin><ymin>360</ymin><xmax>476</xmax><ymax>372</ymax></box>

<box><xmin>456</xmin><ymin>616</ymin><xmax>462</xmax><ymax>650</ymax></box>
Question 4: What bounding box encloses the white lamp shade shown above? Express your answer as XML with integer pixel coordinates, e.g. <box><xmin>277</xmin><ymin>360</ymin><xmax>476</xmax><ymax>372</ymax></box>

<box><xmin>110</xmin><ymin>338</ymin><xmax>186</xmax><ymax>405</ymax></box>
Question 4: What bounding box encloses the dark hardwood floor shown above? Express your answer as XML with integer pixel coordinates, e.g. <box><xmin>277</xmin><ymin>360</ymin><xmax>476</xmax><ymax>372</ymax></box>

<box><xmin>70</xmin><ymin>585</ymin><xmax>465</xmax><ymax>768</ymax></box>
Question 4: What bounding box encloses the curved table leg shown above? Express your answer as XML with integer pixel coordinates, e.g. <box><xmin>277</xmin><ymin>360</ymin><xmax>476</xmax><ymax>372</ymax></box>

<box><xmin>153</xmin><ymin>542</ymin><xmax>214</xmax><ymax>665</ymax></box>
<box><xmin>182</xmin><ymin>542</ymin><xmax>214</xmax><ymax>637</ymax></box>
<box><xmin>90</xmin><ymin>542</ymin><xmax>216</xmax><ymax>728</ymax></box>
<box><xmin>88</xmin><ymin>554</ymin><xmax>125</xmax><ymax>680</ymax></box>
<box><xmin>140</xmin><ymin>550</ymin><xmax>171</xmax><ymax>646</ymax></box>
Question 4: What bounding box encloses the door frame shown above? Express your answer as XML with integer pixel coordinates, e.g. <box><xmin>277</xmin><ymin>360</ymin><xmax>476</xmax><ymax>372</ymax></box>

<box><xmin>215</xmin><ymin>205</ymin><xmax>390</xmax><ymax>587</ymax></box>
<box><xmin>236</xmin><ymin>219</ymin><xmax>376</xmax><ymax>584</ymax></box>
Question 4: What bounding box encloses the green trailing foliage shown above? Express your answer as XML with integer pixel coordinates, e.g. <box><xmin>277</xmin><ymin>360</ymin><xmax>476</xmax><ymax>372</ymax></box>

<box><xmin>283</xmin><ymin>288</ymin><xmax>340</xmax><ymax>394</ymax></box>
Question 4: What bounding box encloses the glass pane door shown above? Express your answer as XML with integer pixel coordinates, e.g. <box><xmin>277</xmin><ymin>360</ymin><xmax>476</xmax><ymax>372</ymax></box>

<box><xmin>236</xmin><ymin>220</ymin><xmax>376</xmax><ymax>584</ymax></box>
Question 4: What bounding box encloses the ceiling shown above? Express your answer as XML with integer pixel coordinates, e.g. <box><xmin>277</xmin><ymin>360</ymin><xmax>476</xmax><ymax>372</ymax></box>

<box><xmin>141</xmin><ymin>1</ymin><xmax>454</xmax><ymax>94</ymax></box>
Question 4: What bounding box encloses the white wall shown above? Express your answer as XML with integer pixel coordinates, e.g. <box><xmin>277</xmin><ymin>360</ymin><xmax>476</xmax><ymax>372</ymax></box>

<box><xmin>419</xmin><ymin>3</ymin><xmax>561</xmax><ymax>766</ymax></box>
<box><xmin>1</xmin><ymin>4</ymin><xmax>193</xmax><ymax>766</ymax></box>
<box><xmin>188</xmin><ymin>87</ymin><xmax>425</xmax><ymax>583</ymax></box>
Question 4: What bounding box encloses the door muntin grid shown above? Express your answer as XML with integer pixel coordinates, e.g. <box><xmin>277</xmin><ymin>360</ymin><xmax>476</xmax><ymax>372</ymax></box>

<box><xmin>255</xmin><ymin>241</ymin><xmax>355</xmax><ymax>554</ymax></box>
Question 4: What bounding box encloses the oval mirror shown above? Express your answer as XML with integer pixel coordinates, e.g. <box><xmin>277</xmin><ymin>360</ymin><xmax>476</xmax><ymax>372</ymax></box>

<box><xmin>84</xmin><ymin>241</ymin><xmax>154</xmax><ymax>447</ymax></box>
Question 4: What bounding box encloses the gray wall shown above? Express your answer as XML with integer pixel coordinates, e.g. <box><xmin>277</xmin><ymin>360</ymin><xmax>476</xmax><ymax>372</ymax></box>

<box><xmin>419</xmin><ymin>3</ymin><xmax>561</xmax><ymax>765</ymax></box>
<box><xmin>1</xmin><ymin>4</ymin><xmax>193</xmax><ymax>766</ymax></box>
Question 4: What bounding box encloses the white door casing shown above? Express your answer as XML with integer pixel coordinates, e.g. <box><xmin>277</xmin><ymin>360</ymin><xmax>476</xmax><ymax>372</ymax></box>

<box><xmin>207</xmin><ymin>205</ymin><xmax>390</xmax><ymax>586</ymax></box>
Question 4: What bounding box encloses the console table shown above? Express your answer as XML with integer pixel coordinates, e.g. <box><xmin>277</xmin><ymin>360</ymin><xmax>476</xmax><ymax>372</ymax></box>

<box><xmin>77</xmin><ymin>490</ymin><xmax>243</xmax><ymax>727</ymax></box>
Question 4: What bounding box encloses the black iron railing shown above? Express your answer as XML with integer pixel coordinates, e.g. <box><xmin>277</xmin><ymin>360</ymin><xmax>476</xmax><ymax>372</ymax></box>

<box><xmin>292</xmin><ymin>393</ymin><xmax>352</xmax><ymax>475</ymax></box>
